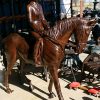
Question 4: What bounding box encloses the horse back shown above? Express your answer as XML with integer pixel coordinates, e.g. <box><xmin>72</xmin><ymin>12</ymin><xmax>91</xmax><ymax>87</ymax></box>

<box><xmin>2</xmin><ymin>33</ymin><xmax>29</xmax><ymax>54</ymax></box>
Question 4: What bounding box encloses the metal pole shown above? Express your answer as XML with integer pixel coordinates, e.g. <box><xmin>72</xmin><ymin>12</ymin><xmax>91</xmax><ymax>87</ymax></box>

<box><xmin>55</xmin><ymin>0</ymin><xmax>60</xmax><ymax>20</ymax></box>
<box><xmin>71</xmin><ymin>0</ymin><xmax>73</xmax><ymax>17</ymax></box>
<box><xmin>80</xmin><ymin>0</ymin><xmax>83</xmax><ymax>18</ymax></box>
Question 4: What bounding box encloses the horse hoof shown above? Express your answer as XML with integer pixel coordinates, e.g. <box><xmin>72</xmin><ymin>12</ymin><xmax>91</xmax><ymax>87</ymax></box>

<box><xmin>6</xmin><ymin>89</ymin><xmax>14</xmax><ymax>94</ymax></box>
<box><xmin>29</xmin><ymin>84</ymin><xmax>34</xmax><ymax>92</ymax></box>
<box><xmin>44</xmin><ymin>77</ymin><xmax>47</xmax><ymax>82</ymax></box>
<box><xmin>49</xmin><ymin>92</ymin><xmax>56</xmax><ymax>98</ymax></box>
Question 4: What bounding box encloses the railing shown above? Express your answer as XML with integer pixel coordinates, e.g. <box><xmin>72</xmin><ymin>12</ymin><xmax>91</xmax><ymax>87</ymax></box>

<box><xmin>0</xmin><ymin>15</ymin><xmax>26</xmax><ymax>22</ymax></box>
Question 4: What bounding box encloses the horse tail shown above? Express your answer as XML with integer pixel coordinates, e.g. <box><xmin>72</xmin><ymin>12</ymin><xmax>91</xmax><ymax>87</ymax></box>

<box><xmin>17</xmin><ymin>51</ymin><xmax>36</xmax><ymax>66</ymax></box>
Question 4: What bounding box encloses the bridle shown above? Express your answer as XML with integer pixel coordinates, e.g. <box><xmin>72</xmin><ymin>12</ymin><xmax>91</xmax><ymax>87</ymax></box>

<box><xmin>77</xmin><ymin>42</ymin><xmax>87</xmax><ymax>53</ymax></box>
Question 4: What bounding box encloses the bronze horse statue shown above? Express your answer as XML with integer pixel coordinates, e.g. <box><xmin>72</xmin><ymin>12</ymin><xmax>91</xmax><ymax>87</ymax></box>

<box><xmin>1</xmin><ymin>17</ymin><xmax>96</xmax><ymax>100</ymax></box>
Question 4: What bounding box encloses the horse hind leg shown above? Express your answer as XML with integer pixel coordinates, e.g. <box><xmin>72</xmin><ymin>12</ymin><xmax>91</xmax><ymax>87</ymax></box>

<box><xmin>3</xmin><ymin>56</ymin><xmax>16</xmax><ymax>93</ymax></box>
<box><xmin>48</xmin><ymin>65</ymin><xmax>64</xmax><ymax>100</ymax></box>
<box><xmin>18</xmin><ymin>56</ymin><xmax>34</xmax><ymax>92</ymax></box>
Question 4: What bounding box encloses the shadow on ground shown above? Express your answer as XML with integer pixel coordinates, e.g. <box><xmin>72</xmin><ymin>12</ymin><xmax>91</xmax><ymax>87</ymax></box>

<box><xmin>0</xmin><ymin>65</ymin><xmax>49</xmax><ymax>100</ymax></box>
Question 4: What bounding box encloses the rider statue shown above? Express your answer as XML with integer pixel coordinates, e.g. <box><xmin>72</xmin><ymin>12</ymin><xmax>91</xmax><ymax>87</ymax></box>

<box><xmin>27</xmin><ymin>0</ymin><xmax>50</xmax><ymax>66</ymax></box>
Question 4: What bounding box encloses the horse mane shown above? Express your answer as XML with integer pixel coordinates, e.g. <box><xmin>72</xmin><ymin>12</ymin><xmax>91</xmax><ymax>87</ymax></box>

<box><xmin>44</xmin><ymin>17</ymin><xmax>86</xmax><ymax>39</ymax></box>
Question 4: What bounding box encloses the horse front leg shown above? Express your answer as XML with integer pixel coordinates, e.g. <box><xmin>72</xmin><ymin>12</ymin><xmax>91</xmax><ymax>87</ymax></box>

<box><xmin>48</xmin><ymin>75</ymin><xmax>56</xmax><ymax>98</ymax></box>
<box><xmin>48</xmin><ymin>65</ymin><xmax>64</xmax><ymax>100</ymax></box>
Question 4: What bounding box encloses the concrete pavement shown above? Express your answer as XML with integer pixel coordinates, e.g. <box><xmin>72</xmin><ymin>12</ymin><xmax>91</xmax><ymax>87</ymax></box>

<box><xmin>0</xmin><ymin>54</ymin><xmax>100</xmax><ymax>100</ymax></box>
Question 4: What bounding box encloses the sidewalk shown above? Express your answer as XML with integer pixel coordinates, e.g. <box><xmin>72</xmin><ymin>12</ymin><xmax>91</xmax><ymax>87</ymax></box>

<box><xmin>0</xmin><ymin>54</ymin><xmax>100</xmax><ymax>100</ymax></box>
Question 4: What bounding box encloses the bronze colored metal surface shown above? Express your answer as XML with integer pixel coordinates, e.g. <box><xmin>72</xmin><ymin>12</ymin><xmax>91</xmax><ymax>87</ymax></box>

<box><xmin>1</xmin><ymin>17</ymin><xmax>96</xmax><ymax>100</ymax></box>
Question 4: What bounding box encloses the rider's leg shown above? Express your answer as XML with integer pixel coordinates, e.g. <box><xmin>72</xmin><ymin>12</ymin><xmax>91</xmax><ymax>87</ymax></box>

<box><xmin>34</xmin><ymin>37</ymin><xmax>43</xmax><ymax>66</ymax></box>
<box><xmin>31</xmin><ymin>31</ymin><xmax>43</xmax><ymax>66</ymax></box>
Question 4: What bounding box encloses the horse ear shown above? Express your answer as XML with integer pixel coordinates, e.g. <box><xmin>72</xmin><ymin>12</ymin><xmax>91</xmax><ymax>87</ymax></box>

<box><xmin>87</xmin><ymin>19</ymin><xmax>97</xmax><ymax>26</ymax></box>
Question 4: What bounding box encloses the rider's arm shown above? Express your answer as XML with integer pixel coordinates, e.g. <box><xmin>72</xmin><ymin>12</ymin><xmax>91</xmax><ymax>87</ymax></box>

<box><xmin>27</xmin><ymin>5</ymin><xmax>33</xmax><ymax>25</ymax></box>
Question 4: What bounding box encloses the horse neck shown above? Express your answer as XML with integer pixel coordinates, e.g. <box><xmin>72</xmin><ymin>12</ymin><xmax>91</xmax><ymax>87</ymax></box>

<box><xmin>45</xmin><ymin>18</ymin><xmax>79</xmax><ymax>49</ymax></box>
<box><xmin>57</xmin><ymin>18</ymin><xmax>78</xmax><ymax>48</ymax></box>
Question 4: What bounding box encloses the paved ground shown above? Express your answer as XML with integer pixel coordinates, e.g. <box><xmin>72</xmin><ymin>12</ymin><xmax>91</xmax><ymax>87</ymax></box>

<box><xmin>0</xmin><ymin>53</ymin><xmax>100</xmax><ymax>100</ymax></box>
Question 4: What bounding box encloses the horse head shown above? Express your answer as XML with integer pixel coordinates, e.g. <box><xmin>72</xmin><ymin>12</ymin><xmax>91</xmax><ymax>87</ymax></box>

<box><xmin>44</xmin><ymin>17</ymin><xmax>97</xmax><ymax>54</ymax></box>
<box><xmin>75</xmin><ymin>18</ymin><xmax>97</xmax><ymax>53</ymax></box>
